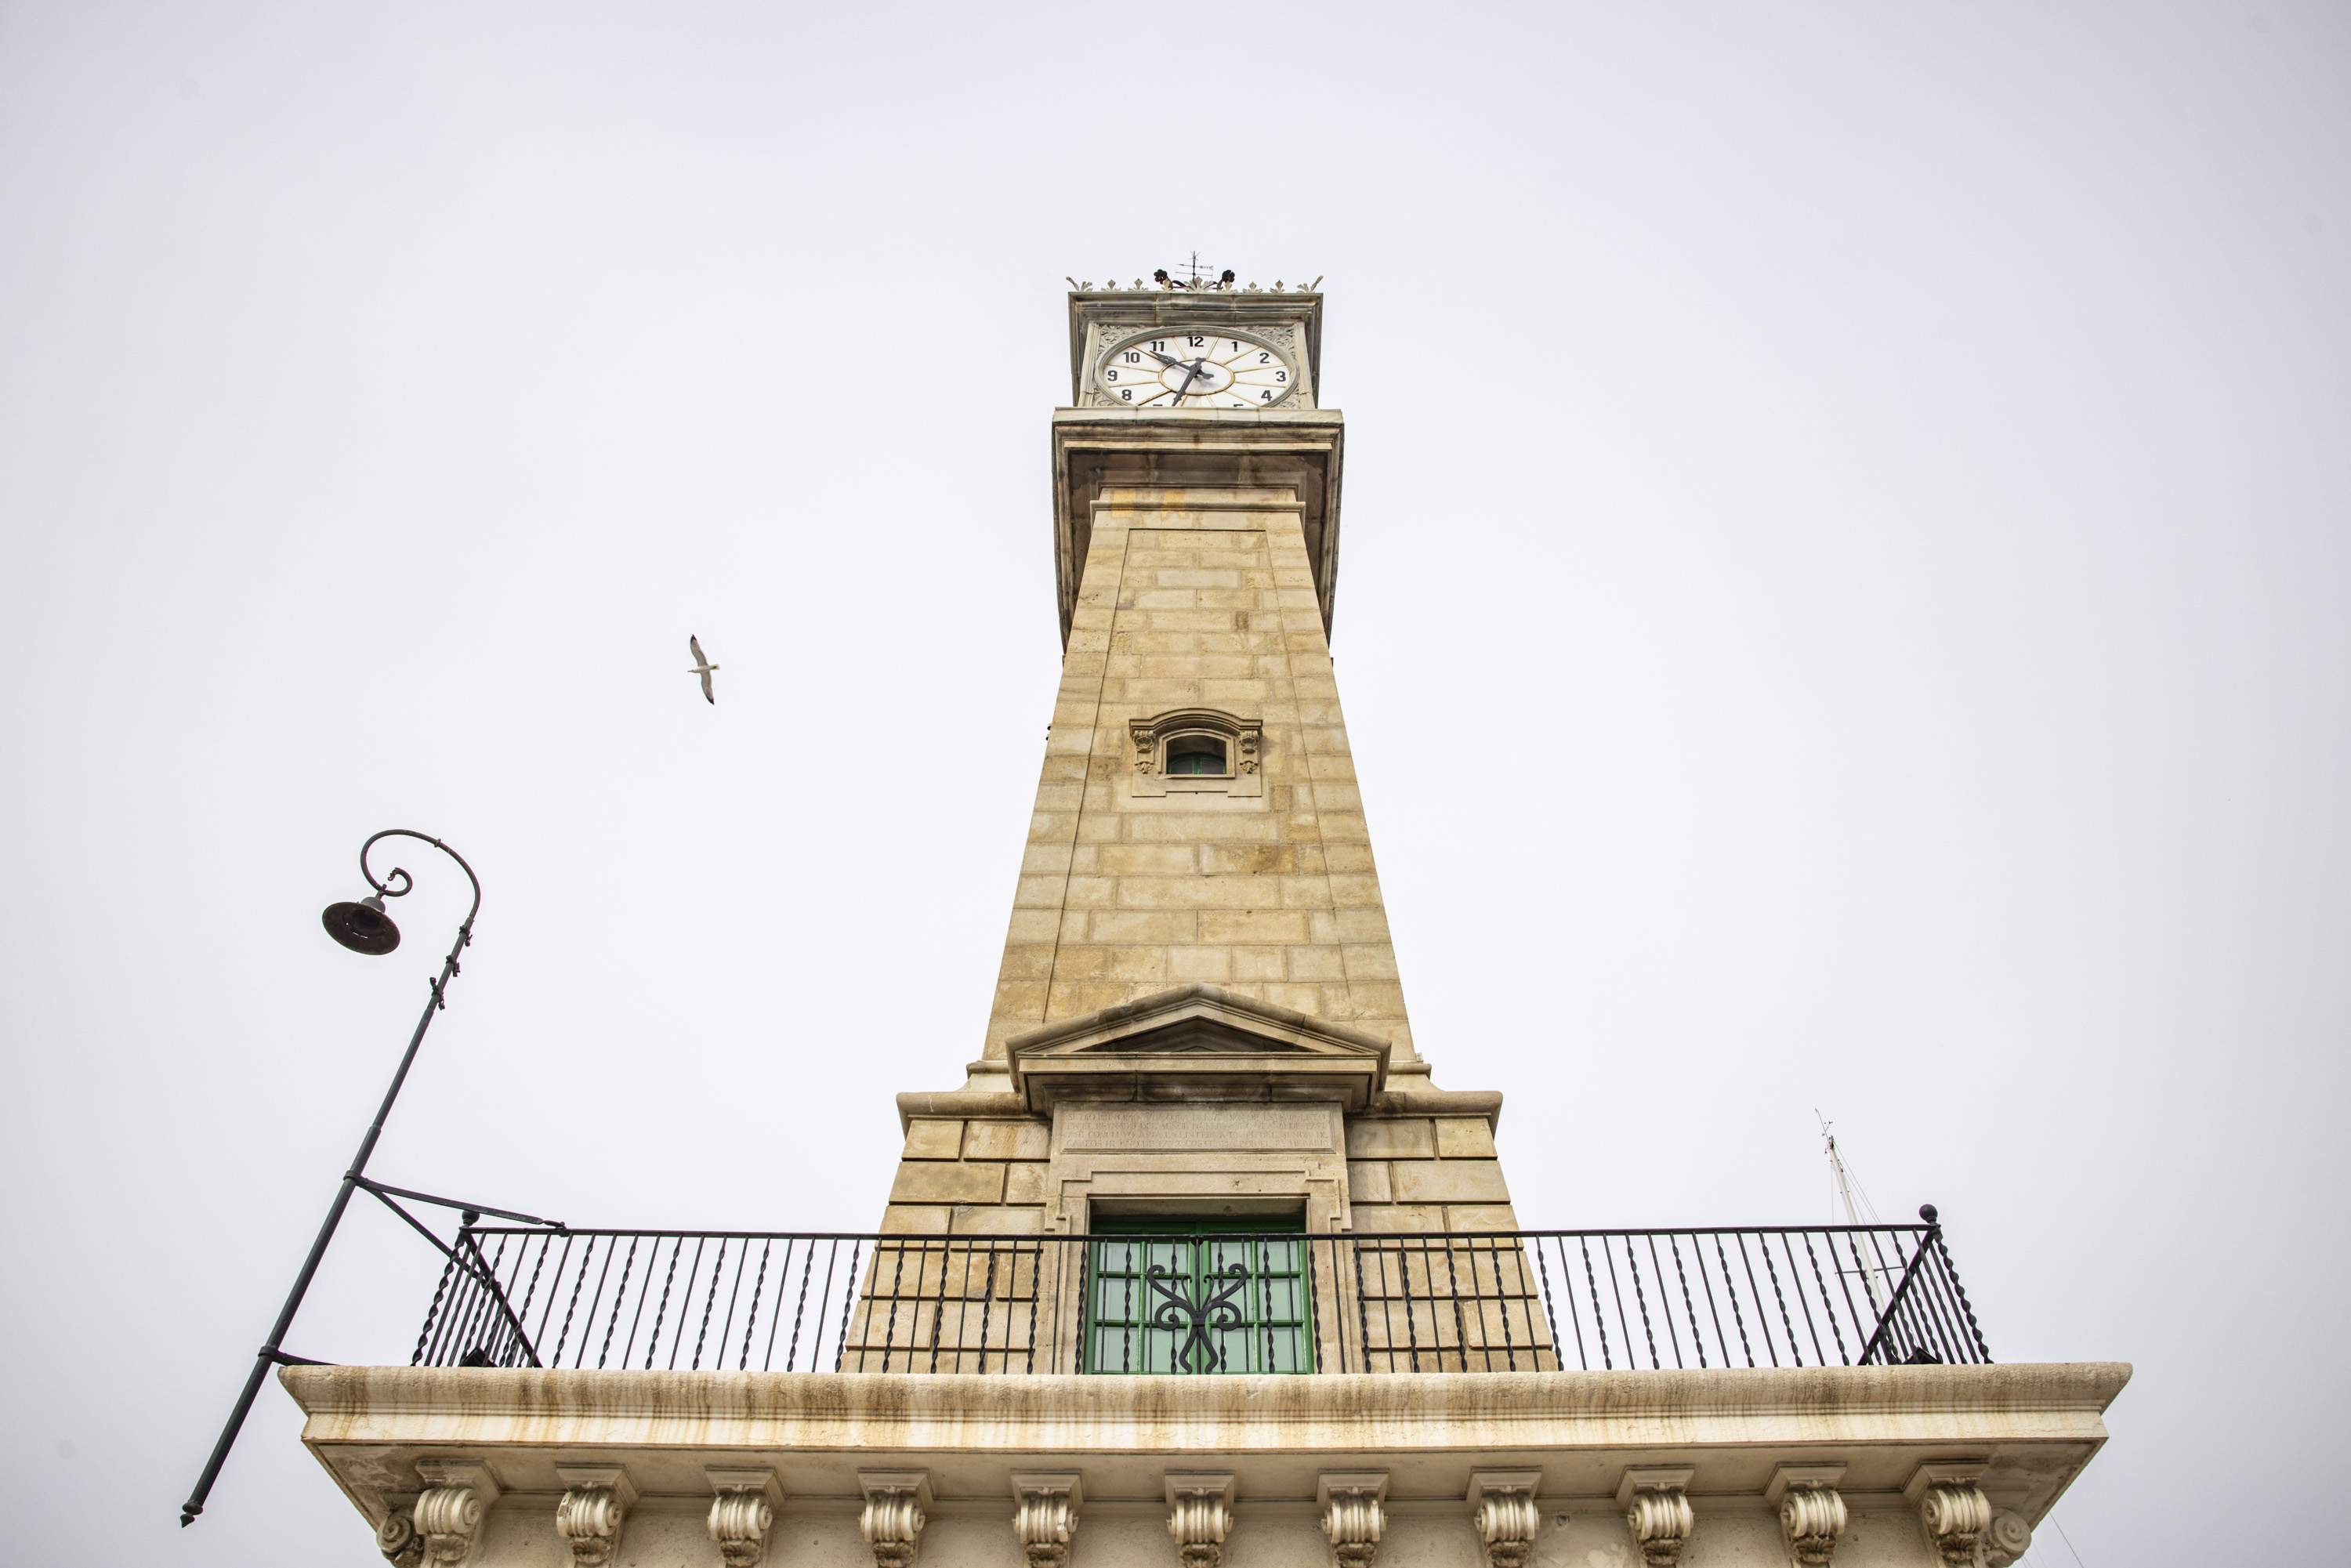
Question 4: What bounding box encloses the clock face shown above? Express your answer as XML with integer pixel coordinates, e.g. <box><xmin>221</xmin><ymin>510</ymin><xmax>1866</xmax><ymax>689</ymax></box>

<box><xmin>1096</xmin><ymin>328</ymin><xmax>1299</xmax><ymax>409</ymax></box>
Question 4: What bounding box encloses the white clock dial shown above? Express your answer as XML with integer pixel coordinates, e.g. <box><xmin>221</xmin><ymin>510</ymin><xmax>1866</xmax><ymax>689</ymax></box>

<box><xmin>1096</xmin><ymin>328</ymin><xmax>1299</xmax><ymax>409</ymax></box>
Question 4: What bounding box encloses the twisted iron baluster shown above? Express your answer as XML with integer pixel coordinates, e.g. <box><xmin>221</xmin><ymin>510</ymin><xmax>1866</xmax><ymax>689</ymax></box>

<box><xmin>690</xmin><ymin>1239</ymin><xmax>730</xmax><ymax>1370</ymax></box>
<box><xmin>596</xmin><ymin>1237</ymin><xmax>640</xmax><ymax>1369</ymax></box>
<box><xmin>411</xmin><ymin>1254</ymin><xmax>457</xmax><ymax>1366</ymax></box>
<box><xmin>763</xmin><ymin>1240</ymin><xmax>795</xmax><ymax>1371</ymax></box>
<box><xmin>1579</xmin><ymin>1236</ymin><xmax>1611</xmax><ymax>1370</ymax></box>
<box><xmin>1799</xmin><ymin>1231</ymin><xmax>1847</xmax><ymax>1363</ymax></box>
<box><xmin>1713</xmin><ymin>1233</ymin><xmax>1754</xmax><ymax>1367</ymax></box>
<box><xmin>645</xmin><ymin>1238</ymin><xmax>683</xmax><ymax>1369</ymax></box>
<box><xmin>831</xmin><ymin>1238</ymin><xmax>862</xmax><ymax>1372</ymax></box>
<box><xmin>1926</xmin><ymin>1208</ymin><xmax>1991</xmax><ymax>1362</ymax></box>
<box><xmin>1623</xmin><ymin>1239</ymin><xmax>1659</xmax><ymax>1368</ymax></box>
<box><xmin>551</xmin><ymin>1237</ymin><xmax>599</xmax><ymax>1366</ymax></box>
<box><xmin>739</xmin><ymin>1240</ymin><xmax>773</xmax><ymax>1371</ymax></box>
<box><xmin>1758</xmin><ymin>1233</ymin><xmax>1800</xmax><ymax>1366</ymax></box>
<box><xmin>787</xmin><ymin>1241</ymin><xmax>817</xmax><ymax>1371</ymax></box>
<box><xmin>879</xmin><ymin>1240</ymin><xmax>909</xmax><ymax>1374</ymax></box>
<box><xmin>1533</xmin><ymin>1237</ymin><xmax>1567</xmax><ymax>1369</ymax></box>
<box><xmin>1667</xmin><ymin>1235</ymin><xmax>1704</xmax><ymax>1368</ymax></box>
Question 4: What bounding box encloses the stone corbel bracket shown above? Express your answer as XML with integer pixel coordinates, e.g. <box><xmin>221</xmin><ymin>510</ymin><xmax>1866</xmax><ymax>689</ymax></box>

<box><xmin>1465</xmin><ymin>1469</ymin><xmax>1545</xmax><ymax>1568</ymax></box>
<box><xmin>375</xmin><ymin>1497</ymin><xmax>425</xmax><ymax>1568</ymax></box>
<box><xmin>1317</xmin><ymin>1470</ymin><xmax>1388</xmax><ymax>1568</ymax></box>
<box><xmin>1012</xmin><ymin>1472</ymin><xmax>1084</xmax><ymax>1568</ymax></box>
<box><xmin>554</xmin><ymin>1464</ymin><xmax>638</xmax><ymax>1567</ymax></box>
<box><xmin>1764</xmin><ymin>1463</ymin><xmax>1848</xmax><ymax>1567</ymax></box>
<box><xmin>707</xmin><ymin>1467</ymin><xmax>784</xmax><ymax>1568</ymax></box>
<box><xmin>411</xmin><ymin>1459</ymin><xmax>501</xmax><ymax>1567</ymax></box>
<box><xmin>1984</xmin><ymin>1509</ymin><xmax>2037</xmax><ymax>1567</ymax></box>
<box><xmin>860</xmin><ymin>1469</ymin><xmax>934</xmax><ymax>1568</ymax></box>
<box><xmin>1617</xmin><ymin>1466</ymin><xmax>1696</xmax><ymax>1568</ymax></box>
<box><xmin>1904</xmin><ymin>1461</ymin><xmax>1993</xmax><ymax>1568</ymax></box>
<box><xmin>1166</xmin><ymin>1472</ymin><xmax>1237</xmax><ymax>1568</ymax></box>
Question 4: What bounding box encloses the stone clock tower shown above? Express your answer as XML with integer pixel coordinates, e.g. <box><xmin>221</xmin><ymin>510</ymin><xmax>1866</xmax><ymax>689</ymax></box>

<box><xmin>880</xmin><ymin>280</ymin><xmax>1522</xmax><ymax>1246</ymax></box>
<box><xmin>280</xmin><ymin>277</ymin><xmax>2124</xmax><ymax>1568</ymax></box>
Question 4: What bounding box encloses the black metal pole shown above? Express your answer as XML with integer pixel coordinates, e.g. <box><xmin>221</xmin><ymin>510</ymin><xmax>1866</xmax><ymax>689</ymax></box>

<box><xmin>179</xmin><ymin>831</ymin><xmax>480</xmax><ymax>1528</ymax></box>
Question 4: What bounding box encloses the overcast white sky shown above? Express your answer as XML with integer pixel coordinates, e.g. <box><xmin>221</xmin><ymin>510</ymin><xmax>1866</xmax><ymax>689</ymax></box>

<box><xmin>4</xmin><ymin>3</ymin><xmax>2346</xmax><ymax>1563</ymax></box>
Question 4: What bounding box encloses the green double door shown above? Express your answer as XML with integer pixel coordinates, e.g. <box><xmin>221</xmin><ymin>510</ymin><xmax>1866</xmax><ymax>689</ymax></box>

<box><xmin>1081</xmin><ymin>1219</ymin><xmax>1315</xmax><ymax>1375</ymax></box>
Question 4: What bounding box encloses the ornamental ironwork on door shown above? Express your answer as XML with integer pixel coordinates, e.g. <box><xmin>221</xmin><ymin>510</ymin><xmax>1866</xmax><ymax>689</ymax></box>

<box><xmin>1081</xmin><ymin>1228</ymin><xmax>1315</xmax><ymax>1375</ymax></box>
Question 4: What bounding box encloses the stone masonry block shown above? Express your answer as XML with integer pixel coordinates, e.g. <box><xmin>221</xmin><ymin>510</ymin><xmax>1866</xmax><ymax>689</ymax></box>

<box><xmin>1199</xmin><ymin>910</ymin><xmax>1311</xmax><ymax>943</ymax></box>
<box><xmin>1348</xmin><ymin>1161</ymin><xmax>1393</xmax><ymax>1204</ymax></box>
<box><xmin>1346</xmin><ymin>1118</ymin><xmax>1436</xmax><ymax>1158</ymax></box>
<box><xmin>1435</xmin><ymin>1118</ymin><xmax>1498</xmax><ymax>1158</ymax></box>
<box><xmin>1389</xmin><ymin>1160</ymin><xmax>1511</xmax><ymax>1204</ymax></box>
<box><xmin>901</xmin><ymin>1119</ymin><xmax>965</xmax><ymax>1160</ymax></box>
<box><xmin>962</xmin><ymin>1121</ymin><xmax>1051</xmax><ymax>1161</ymax></box>
<box><xmin>889</xmin><ymin>1161</ymin><xmax>1007</xmax><ymax>1205</ymax></box>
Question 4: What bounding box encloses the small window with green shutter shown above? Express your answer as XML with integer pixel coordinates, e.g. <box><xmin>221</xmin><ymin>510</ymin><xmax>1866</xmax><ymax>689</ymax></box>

<box><xmin>1081</xmin><ymin>1218</ymin><xmax>1314</xmax><ymax>1374</ymax></box>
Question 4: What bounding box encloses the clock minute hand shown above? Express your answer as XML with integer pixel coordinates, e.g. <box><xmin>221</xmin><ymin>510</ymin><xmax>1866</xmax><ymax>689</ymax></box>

<box><xmin>1170</xmin><ymin>359</ymin><xmax>1204</xmax><ymax>406</ymax></box>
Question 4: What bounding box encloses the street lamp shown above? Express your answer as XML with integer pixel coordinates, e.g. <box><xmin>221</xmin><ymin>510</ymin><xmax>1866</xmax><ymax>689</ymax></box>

<box><xmin>179</xmin><ymin>830</ymin><xmax>482</xmax><ymax>1528</ymax></box>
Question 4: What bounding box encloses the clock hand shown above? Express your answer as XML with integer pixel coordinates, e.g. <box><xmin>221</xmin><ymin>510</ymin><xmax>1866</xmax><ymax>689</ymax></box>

<box><xmin>1171</xmin><ymin>359</ymin><xmax>1204</xmax><ymax>405</ymax></box>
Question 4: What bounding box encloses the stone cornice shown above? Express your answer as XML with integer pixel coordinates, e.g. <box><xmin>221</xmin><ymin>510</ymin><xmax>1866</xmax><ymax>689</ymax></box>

<box><xmin>286</xmin><ymin>1363</ymin><xmax>2127</xmax><ymax>1450</ymax></box>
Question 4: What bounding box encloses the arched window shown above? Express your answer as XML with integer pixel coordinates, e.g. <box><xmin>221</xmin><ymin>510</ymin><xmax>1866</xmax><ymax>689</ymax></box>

<box><xmin>1128</xmin><ymin>709</ymin><xmax>1263</xmax><ymax>799</ymax></box>
<box><xmin>1165</xmin><ymin>737</ymin><xmax>1229</xmax><ymax>777</ymax></box>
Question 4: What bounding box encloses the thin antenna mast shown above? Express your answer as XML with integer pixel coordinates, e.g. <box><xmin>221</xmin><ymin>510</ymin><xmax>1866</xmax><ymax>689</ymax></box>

<box><xmin>1818</xmin><ymin>1110</ymin><xmax>1888</xmax><ymax>1313</ymax></box>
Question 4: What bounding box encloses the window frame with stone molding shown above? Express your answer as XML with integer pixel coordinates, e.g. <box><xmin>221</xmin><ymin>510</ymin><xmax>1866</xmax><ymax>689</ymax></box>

<box><xmin>1127</xmin><ymin>708</ymin><xmax>1263</xmax><ymax>799</ymax></box>
<box><xmin>1079</xmin><ymin>1216</ymin><xmax>1315</xmax><ymax>1376</ymax></box>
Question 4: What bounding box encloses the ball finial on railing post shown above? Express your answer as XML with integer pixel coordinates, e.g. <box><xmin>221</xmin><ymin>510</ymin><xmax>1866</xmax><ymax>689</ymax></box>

<box><xmin>1919</xmin><ymin>1204</ymin><xmax>1939</xmax><ymax>1226</ymax></box>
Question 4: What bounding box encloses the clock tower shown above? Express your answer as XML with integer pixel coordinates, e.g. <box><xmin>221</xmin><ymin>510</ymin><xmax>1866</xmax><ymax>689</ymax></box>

<box><xmin>878</xmin><ymin>277</ymin><xmax>1523</xmax><ymax>1248</ymax></box>
<box><xmin>278</xmin><ymin>274</ymin><xmax>2122</xmax><ymax>1568</ymax></box>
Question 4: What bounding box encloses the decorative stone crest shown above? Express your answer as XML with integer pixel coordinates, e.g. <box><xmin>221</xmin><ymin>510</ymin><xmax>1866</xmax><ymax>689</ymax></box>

<box><xmin>706</xmin><ymin>1467</ymin><xmax>783</xmax><ymax>1568</ymax></box>
<box><xmin>1166</xmin><ymin>1472</ymin><xmax>1236</xmax><ymax>1568</ymax></box>
<box><xmin>1766</xmin><ymin>1465</ymin><xmax>1849</xmax><ymax>1567</ymax></box>
<box><xmin>1317</xmin><ymin>1472</ymin><xmax>1388</xmax><ymax>1568</ymax></box>
<box><xmin>1465</xmin><ymin>1470</ymin><xmax>1544</xmax><ymax>1568</ymax></box>
<box><xmin>860</xmin><ymin>1470</ymin><xmax>933</xmax><ymax>1568</ymax></box>
<box><xmin>1011</xmin><ymin>1472</ymin><xmax>1083</xmax><ymax>1568</ymax></box>
<box><xmin>1905</xmin><ymin>1462</ymin><xmax>1993</xmax><ymax>1568</ymax></box>
<box><xmin>554</xmin><ymin>1465</ymin><xmax>637</xmax><ymax>1567</ymax></box>
<box><xmin>1617</xmin><ymin>1467</ymin><xmax>1695</xmax><ymax>1568</ymax></box>
<box><xmin>409</xmin><ymin>1460</ymin><xmax>500</xmax><ymax>1566</ymax></box>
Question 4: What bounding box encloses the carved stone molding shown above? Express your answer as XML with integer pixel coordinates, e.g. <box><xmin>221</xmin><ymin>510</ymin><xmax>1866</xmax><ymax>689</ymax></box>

<box><xmin>1317</xmin><ymin>1471</ymin><xmax>1388</xmax><ymax>1568</ymax></box>
<box><xmin>1011</xmin><ymin>1472</ymin><xmax>1084</xmax><ymax>1568</ymax></box>
<box><xmin>375</xmin><ymin>1506</ymin><xmax>424</xmax><ymax>1568</ymax></box>
<box><xmin>1166</xmin><ymin>1472</ymin><xmax>1236</xmax><ymax>1568</ymax></box>
<box><xmin>1465</xmin><ymin>1469</ymin><xmax>1544</xmax><ymax>1568</ymax></box>
<box><xmin>1617</xmin><ymin>1467</ymin><xmax>1695</xmax><ymax>1568</ymax></box>
<box><xmin>706</xmin><ymin>1467</ymin><xmax>783</xmax><ymax>1568</ymax></box>
<box><xmin>553</xmin><ymin>1465</ymin><xmax>637</xmax><ymax>1567</ymax></box>
<box><xmin>1984</xmin><ymin>1509</ymin><xmax>2037</xmax><ymax>1567</ymax></box>
<box><xmin>1904</xmin><ymin>1462</ymin><xmax>1993</xmax><ymax>1568</ymax></box>
<box><xmin>410</xmin><ymin>1460</ymin><xmax>500</xmax><ymax>1567</ymax></box>
<box><xmin>1765</xmin><ymin>1464</ymin><xmax>1848</xmax><ymax>1567</ymax></box>
<box><xmin>1128</xmin><ymin>709</ymin><xmax>1265</xmax><ymax>798</ymax></box>
<box><xmin>860</xmin><ymin>1469</ymin><xmax>933</xmax><ymax>1568</ymax></box>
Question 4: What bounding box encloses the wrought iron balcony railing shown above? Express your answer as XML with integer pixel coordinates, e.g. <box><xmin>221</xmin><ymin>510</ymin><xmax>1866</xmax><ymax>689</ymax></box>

<box><xmin>411</xmin><ymin>1212</ymin><xmax>1988</xmax><ymax>1377</ymax></box>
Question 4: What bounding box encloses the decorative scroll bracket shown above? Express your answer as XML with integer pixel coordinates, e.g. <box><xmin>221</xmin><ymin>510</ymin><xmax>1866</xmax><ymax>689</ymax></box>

<box><xmin>1166</xmin><ymin>1472</ymin><xmax>1237</xmax><ymax>1568</ymax></box>
<box><xmin>554</xmin><ymin>1464</ymin><xmax>637</xmax><ymax>1567</ymax></box>
<box><xmin>706</xmin><ymin>1467</ymin><xmax>783</xmax><ymax>1568</ymax></box>
<box><xmin>860</xmin><ymin>1469</ymin><xmax>933</xmax><ymax>1568</ymax></box>
<box><xmin>1011</xmin><ymin>1472</ymin><xmax>1084</xmax><ymax>1568</ymax></box>
<box><xmin>1465</xmin><ymin>1469</ymin><xmax>1545</xmax><ymax>1568</ymax></box>
<box><xmin>1616</xmin><ymin>1467</ymin><xmax>1695</xmax><ymax>1568</ymax></box>
<box><xmin>411</xmin><ymin>1459</ymin><xmax>500</xmax><ymax>1567</ymax></box>
<box><xmin>1765</xmin><ymin>1464</ymin><xmax>1849</xmax><ymax>1567</ymax></box>
<box><xmin>1905</xmin><ymin>1461</ymin><xmax>1994</xmax><ymax>1568</ymax></box>
<box><xmin>1317</xmin><ymin>1471</ymin><xmax>1388</xmax><ymax>1568</ymax></box>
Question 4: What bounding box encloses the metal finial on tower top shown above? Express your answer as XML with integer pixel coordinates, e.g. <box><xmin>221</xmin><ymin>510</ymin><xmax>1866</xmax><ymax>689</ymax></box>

<box><xmin>1155</xmin><ymin>252</ymin><xmax>1239</xmax><ymax>292</ymax></box>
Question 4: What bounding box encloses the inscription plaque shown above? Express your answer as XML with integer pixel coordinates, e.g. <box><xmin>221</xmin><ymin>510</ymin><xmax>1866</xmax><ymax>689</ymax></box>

<box><xmin>1059</xmin><ymin>1104</ymin><xmax>1335</xmax><ymax>1154</ymax></box>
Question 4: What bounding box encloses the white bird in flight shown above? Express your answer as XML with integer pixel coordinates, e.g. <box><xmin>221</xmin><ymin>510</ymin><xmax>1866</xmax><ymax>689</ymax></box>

<box><xmin>687</xmin><ymin>635</ymin><xmax>718</xmax><ymax>704</ymax></box>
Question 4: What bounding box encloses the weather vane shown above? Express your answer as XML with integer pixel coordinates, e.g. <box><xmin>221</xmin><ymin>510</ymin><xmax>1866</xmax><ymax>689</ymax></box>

<box><xmin>1155</xmin><ymin>251</ymin><xmax>1236</xmax><ymax>292</ymax></box>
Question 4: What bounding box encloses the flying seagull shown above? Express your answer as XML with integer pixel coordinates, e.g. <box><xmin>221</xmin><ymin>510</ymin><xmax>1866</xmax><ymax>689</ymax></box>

<box><xmin>687</xmin><ymin>635</ymin><xmax>718</xmax><ymax>704</ymax></box>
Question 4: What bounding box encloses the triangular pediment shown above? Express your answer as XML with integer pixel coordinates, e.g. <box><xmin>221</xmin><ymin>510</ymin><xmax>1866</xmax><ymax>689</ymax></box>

<box><xmin>1005</xmin><ymin>983</ymin><xmax>1389</xmax><ymax>1112</ymax></box>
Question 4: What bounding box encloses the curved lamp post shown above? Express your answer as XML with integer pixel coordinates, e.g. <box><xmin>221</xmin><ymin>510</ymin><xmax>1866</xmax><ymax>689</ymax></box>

<box><xmin>179</xmin><ymin>830</ymin><xmax>481</xmax><ymax>1528</ymax></box>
